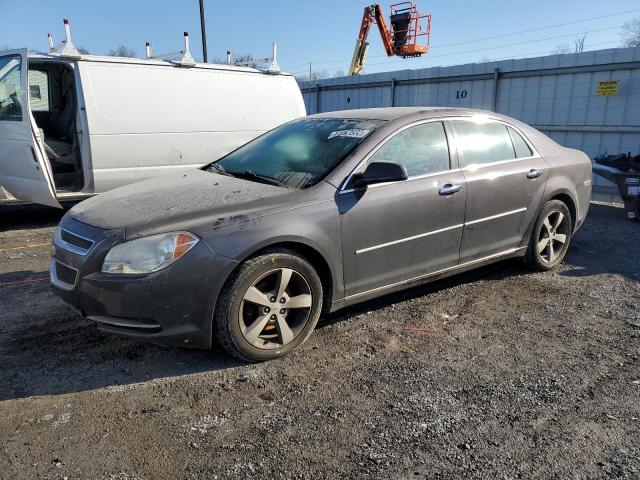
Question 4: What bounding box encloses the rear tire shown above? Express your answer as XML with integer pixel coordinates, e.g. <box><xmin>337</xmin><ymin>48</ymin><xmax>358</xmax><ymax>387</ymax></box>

<box><xmin>524</xmin><ymin>200</ymin><xmax>573</xmax><ymax>271</ymax></box>
<box><xmin>214</xmin><ymin>249</ymin><xmax>323</xmax><ymax>362</ymax></box>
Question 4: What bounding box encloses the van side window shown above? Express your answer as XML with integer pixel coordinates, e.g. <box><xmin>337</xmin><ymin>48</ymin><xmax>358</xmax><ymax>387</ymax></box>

<box><xmin>29</xmin><ymin>70</ymin><xmax>50</xmax><ymax>112</ymax></box>
<box><xmin>508</xmin><ymin>126</ymin><xmax>533</xmax><ymax>158</ymax></box>
<box><xmin>451</xmin><ymin>120</ymin><xmax>516</xmax><ymax>166</ymax></box>
<box><xmin>368</xmin><ymin>122</ymin><xmax>450</xmax><ymax>176</ymax></box>
<box><xmin>0</xmin><ymin>55</ymin><xmax>23</xmax><ymax>121</ymax></box>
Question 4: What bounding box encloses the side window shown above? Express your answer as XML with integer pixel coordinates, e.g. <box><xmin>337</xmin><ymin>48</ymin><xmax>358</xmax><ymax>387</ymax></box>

<box><xmin>29</xmin><ymin>70</ymin><xmax>50</xmax><ymax>112</ymax></box>
<box><xmin>508</xmin><ymin>126</ymin><xmax>533</xmax><ymax>158</ymax></box>
<box><xmin>451</xmin><ymin>120</ymin><xmax>515</xmax><ymax>166</ymax></box>
<box><xmin>0</xmin><ymin>55</ymin><xmax>23</xmax><ymax>121</ymax></box>
<box><xmin>367</xmin><ymin>122</ymin><xmax>450</xmax><ymax>177</ymax></box>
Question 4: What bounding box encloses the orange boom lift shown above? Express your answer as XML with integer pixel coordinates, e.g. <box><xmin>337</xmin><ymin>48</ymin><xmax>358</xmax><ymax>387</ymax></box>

<box><xmin>349</xmin><ymin>2</ymin><xmax>431</xmax><ymax>75</ymax></box>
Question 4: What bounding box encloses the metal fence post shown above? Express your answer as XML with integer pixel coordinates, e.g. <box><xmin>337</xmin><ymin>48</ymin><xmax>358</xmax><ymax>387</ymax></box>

<box><xmin>316</xmin><ymin>84</ymin><xmax>321</xmax><ymax>114</ymax></box>
<box><xmin>492</xmin><ymin>68</ymin><xmax>500</xmax><ymax>112</ymax></box>
<box><xmin>390</xmin><ymin>78</ymin><xmax>396</xmax><ymax>107</ymax></box>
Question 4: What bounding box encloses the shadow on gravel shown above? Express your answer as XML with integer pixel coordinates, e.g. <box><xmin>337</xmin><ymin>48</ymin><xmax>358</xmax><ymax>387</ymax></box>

<box><xmin>0</xmin><ymin>203</ymin><xmax>76</xmax><ymax>231</ymax></box>
<box><xmin>320</xmin><ymin>258</ymin><xmax>525</xmax><ymax>330</ymax></box>
<box><xmin>560</xmin><ymin>204</ymin><xmax>640</xmax><ymax>282</ymax></box>
<box><xmin>0</xmin><ymin>281</ymin><xmax>241</xmax><ymax>400</ymax></box>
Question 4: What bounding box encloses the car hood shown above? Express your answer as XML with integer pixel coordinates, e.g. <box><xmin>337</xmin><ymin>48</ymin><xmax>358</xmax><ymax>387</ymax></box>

<box><xmin>68</xmin><ymin>170</ymin><xmax>292</xmax><ymax>236</ymax></box>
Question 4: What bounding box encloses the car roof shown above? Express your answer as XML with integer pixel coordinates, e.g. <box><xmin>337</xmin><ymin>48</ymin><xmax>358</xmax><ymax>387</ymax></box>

<box><xmin>309</xmin><ymin>107</ymin><xmax>501</xmax><ymax>122</ymax></box>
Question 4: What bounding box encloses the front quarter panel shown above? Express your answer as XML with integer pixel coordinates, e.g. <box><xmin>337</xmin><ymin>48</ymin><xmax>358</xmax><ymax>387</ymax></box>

<box><xmin>202</xmin><ymin>188</ymin><xmax>344</xmax><ymax>304</ymax></box>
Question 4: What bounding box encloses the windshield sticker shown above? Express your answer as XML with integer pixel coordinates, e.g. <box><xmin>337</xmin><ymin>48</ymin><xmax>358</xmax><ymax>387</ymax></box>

<box><xmin>328</xmin><ymin>129</ymin><xmax>370</xmax><ymax>140</ymax></box>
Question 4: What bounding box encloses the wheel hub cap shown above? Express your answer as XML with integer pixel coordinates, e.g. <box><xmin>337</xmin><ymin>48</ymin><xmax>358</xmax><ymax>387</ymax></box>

<box><xmin>239</xmin><ymin>268</ymin><xmax>313</xmax><ymax>349</ymax></box>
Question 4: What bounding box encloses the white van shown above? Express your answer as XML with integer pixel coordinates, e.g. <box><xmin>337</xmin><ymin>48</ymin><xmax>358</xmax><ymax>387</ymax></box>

<box><xmin>0</xmin><ymin>48</ymin><xmax>305</xmax><ymax>208</ymax></box>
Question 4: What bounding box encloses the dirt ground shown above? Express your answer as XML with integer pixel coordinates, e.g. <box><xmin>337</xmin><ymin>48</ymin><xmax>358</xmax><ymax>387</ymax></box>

<box><xmin>0</xmin><ymin>203</ymin><xmax>639</xmax><ymax>480</ymax></box>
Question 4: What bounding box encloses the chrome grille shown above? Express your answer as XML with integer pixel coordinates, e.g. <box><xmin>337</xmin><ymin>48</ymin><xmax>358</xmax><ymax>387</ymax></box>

<box><xmin>60</xmin><ymin>229</ymin><xmax>95</xmax><ymax>253</ymax></box>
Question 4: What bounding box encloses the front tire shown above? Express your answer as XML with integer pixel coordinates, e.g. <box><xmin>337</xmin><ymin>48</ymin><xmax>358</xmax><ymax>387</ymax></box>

<box><xmin>524</xmin><ymin>200</ymin><xmax>573</xmax><ymax>271</ymax></box>
<box><xmin>214</xmin><ymin>249</ymin><xmax>323</xmax><ymax>362</ymax></box>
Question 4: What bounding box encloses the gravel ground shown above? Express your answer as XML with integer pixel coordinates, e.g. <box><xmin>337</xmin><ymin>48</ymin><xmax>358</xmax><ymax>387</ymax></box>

<box><xmin>0</xmin><ymin>203</ymin><xmax>639</xmax><ymax>480</ymax></box>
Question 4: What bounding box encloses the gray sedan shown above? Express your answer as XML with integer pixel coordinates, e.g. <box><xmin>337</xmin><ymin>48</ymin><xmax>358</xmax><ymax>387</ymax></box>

<box><xmin>50</xmin><ymin>107</ymin><xmax>592</xmax><ymax>361</ymax></box>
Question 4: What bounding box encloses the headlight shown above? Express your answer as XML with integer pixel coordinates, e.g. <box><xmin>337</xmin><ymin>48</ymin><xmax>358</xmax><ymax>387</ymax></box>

<box><xmin>102</xmin><ymin>232</ymin><xmax>199</xmax><ymax>274</ymax></box>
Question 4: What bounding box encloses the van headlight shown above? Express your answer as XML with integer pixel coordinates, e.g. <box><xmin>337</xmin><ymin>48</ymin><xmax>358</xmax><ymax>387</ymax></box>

<box><xmin>102</xmin><ymin>232</ymin><xmax>199</xmax><ymax>274</ymax></box>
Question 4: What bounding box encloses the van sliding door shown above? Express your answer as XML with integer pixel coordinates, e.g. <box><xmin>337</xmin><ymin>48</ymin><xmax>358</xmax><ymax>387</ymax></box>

<box><xmin>0</xmin><ymin>49</ymin><xmax>61</xmax><ymax>207</ymax></box>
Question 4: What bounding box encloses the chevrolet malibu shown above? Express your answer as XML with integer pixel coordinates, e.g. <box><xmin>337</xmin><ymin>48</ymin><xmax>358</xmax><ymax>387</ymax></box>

<box><xmin>50</xmin><ymin>107</ymin><xmax>592</xmax><ymax>361</ymax></box>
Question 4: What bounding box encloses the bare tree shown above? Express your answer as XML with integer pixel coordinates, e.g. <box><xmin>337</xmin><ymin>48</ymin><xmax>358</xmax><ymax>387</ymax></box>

<box><xmin>77</xmin><ymin>46</ymin><xmax>90</xmax><ymax>55</ymax></box>
<box><xmin>622</xmin><ymin>18</ymin><xmax>640</xmax><ymax>47</ymax></box>
<box><xmin>108</xmin><ymin>45</ymin><xmax>136</xmax><ymax>58</ymax></box>
<box><xmin>573</xmin><ymin>33</ymin><xmax>586</xmax><ymax>53</ymax></box>
<box><xmin>555</xmin><ymin>34</ymin><xmax>587</xmax><ymax>54</ymax></box>
<box><xmin>233</xmin><ymin>54</ymin><xmax>261</xmax><ymax>68</ymax></box>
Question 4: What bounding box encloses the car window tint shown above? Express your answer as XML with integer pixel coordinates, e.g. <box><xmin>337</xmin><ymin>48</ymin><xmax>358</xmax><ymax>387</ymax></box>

<box><xmin>0</xmin><ymin>55</ymin><xmax>23</xmax><ymax>121</ymax></box>
<box><xmin>368</xmin><ymin>122</ymin><xmax>450</xmax><ymax>176</ymax></box>
<box><xmin>509</xmin><ymin>126</ymin><xmax>533</xmax><ymax>158</ymax></box>
<box><xmin>451</xmin><ymin>120</ymin><xmax>516</xmax><ymax>166</ymax></box>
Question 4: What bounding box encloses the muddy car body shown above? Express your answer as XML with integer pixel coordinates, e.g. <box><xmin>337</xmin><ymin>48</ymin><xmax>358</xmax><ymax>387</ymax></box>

<box><xmin>50</xmin><ymin>107</ymin><xmax>592</xmax><ymax>360</ymax></box>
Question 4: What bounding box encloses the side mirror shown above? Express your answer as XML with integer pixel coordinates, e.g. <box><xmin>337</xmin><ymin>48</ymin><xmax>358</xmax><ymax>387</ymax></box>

<box><xmin>350</xmin><ymin>161</ymin><xmax>408</xmax><ymax>188</ymax></box>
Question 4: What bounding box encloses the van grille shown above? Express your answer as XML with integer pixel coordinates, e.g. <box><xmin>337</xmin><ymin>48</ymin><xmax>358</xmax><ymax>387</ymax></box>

<box><xmin>61</xmin><ymin>229</ymin><xmax>95</xmax><ymax>252</ymax></box>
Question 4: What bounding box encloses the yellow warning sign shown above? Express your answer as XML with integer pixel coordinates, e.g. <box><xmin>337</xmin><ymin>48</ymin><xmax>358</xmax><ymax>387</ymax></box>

<box><xmin>596</xmin><ymin>80</ymin><xmax>618</xmax><ymax>96</ymax></box>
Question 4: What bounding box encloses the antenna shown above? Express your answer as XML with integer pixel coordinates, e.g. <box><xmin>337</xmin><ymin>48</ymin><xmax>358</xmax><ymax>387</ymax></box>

<box><xmin>178</xmin><ymin>32</ymin><xmax>196</xmax><ymax>66</ymax></box>
<box><xmin>48</xmin><ymin>33</ymin><xmax>56</xmax><ymax>53</ymax></box>
<box><xmin>58</xmin><ymin>19</ymin><xmax>81</xmax><ymax>58</ymax></box>
<box><xmin>267</xmin><ymin>42</ymin><xmax>280</xmax><ymax>73</ymax></box>
<box><xmin>145</xmin><ymin>42</ymin><xmax>153</xmax><ymax>59</ymax></box>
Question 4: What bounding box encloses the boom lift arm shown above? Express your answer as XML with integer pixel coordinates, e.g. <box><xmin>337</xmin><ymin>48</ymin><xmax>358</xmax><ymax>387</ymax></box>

<box><xmin>349</xmin><ymin>2</ymin><xmax>431</xmax><ymax>76</ymax></box>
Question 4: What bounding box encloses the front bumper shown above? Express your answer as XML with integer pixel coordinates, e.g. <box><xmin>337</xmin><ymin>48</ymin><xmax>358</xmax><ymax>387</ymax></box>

<box><xmin>50</xmin><ymin>216</ymin><xmax>238</xmax><ymax>349</ymax></box>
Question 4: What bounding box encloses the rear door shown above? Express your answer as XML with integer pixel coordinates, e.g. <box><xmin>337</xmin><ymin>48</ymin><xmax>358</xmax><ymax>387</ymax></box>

<box><xmin>449</xmin><ymin>118</ymin><xmax>548</xmax><ymax>261</ymax></box>
<box><xmin>0</xmin><ymin>49</ymin><xmax>60</xmax><ymax>207</ymax></box>
<box><xmin>337</xmin><ymin>120</ymin><xmax>467</xmax><ymax>297</ymax></box>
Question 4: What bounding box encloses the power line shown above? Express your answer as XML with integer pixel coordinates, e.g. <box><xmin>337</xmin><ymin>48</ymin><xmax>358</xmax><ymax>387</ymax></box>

<box><xmin>287</xmin><ymin>23</ymin><xmax>625</xmax><ymax>76</ymax></box>
<box><xmin>283</xmin><ymin>7</ymin><xmax>638</xmax><ymax>72</ymax></box>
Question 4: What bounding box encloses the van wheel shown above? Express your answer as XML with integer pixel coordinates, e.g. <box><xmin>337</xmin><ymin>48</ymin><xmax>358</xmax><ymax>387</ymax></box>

<box><xmin>214</xmin><ymin>249</ymin><xmax>323</xmax><ymax>362</ymax></box>
<box><xmin>524</xmin><ymin>200</ymin><xmax>573</xmax><ymax>271</ymax></box>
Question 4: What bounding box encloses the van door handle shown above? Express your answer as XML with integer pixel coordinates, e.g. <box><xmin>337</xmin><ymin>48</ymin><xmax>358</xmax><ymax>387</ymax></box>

<box><xmin>527</xmin><ymin>169</ymin><xmax>543</xmax><ymax>179</ymax></box>
<box><xmin>439</xmin><ymin>184</ymin><xmax>462</xmax><ymax>196</ymax></box>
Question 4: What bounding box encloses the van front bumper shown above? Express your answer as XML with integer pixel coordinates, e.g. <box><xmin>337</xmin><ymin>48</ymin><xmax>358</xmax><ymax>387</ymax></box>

<box><xmin>50</xmin><ymin>217</ymin><xmax>238</xmax><ymax>349</ymax></box>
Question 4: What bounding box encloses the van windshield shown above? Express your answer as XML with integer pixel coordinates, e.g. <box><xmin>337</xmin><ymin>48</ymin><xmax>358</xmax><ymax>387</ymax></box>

<box><xmin>210</xmin><ymin>118</ymin><xmax>383</xmax><ymax>189</ymax></box>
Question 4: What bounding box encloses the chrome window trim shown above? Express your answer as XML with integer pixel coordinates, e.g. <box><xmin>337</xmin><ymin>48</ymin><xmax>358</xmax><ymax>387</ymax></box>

<box><xmin>340</xmin><ymin>168</ymin><xmax>463</xmax><ymax>194</ymax></box>
<box><xmin>49</xmin><ymin>258</ymin><xmax>78</xmax><ymax>291</ymax></box>
<box><xmin>338</xmin><ymin>115</ymin><xmax>540</xmax><ymax>193</ymax></box>
<box><xmin>344</xmin><ymin>246</ymin><xmax>527</xmax><ymax>301</ymax></box>
<box><xmin>355</xmin><ymin>223</ymin><xmax>464</xmax><ymax>255</ymax></box>
<box><xmin>339</xmin><ymin>118</ymin><xmax>454</xmax><ymax>193</ymax></box>
<box><xmin>447</xmin><ymin>116</ymin><xmax>541</xmax><ymax>170</ymax></box>
<box><xmin>53</xmin><ymin>227</ymin><xmax>96</xmax><ymax>256</ymax></box>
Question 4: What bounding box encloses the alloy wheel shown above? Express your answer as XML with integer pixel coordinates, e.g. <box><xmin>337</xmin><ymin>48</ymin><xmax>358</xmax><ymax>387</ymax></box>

<box><xmin>537</xmin><ymin>210</ymin><xmax>569</xmax><ymax>263</ymax></box>
<box><xmin>239</xmin><ymin>268</ymin><xmax>313</xmax><ymax>349</ymax></box>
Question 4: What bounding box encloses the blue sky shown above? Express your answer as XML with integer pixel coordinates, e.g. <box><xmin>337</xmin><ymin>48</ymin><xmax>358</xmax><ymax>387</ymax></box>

<box><xmin>2</xmin><ymin>1</ymin><xmax>639</xmax><ymax>76</ymax></box>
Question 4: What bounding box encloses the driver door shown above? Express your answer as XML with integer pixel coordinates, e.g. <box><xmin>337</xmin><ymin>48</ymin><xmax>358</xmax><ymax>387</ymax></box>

<box><xmin>337</xmin><ymin>121</ymin><xmax>467</xmax><ymax>297</ymax></box>
<box><xmin>0</xmin><ymin>49</ymin><xmax>60</xmax><ymax>207</ymax></box>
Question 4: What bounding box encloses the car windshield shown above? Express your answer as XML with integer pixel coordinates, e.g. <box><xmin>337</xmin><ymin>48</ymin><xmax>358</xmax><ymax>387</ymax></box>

<box><xmin>210</xmin><ymin>118</ymin><xmax>383</xmax><ymax>189</ymax></box>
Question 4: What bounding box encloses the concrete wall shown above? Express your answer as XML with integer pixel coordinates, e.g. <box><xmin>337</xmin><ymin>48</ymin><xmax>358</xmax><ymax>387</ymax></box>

<box><xmin>299</xmin><ymin>47</ymin><xmax>640</xmax><ymax>202</ymax></box>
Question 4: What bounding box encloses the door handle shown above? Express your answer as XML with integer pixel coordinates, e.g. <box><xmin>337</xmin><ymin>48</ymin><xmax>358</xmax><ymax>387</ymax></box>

<box><xmin>527</xmin><ymin>169</ymin><xmax>543</xmax><ymax>179</ymax></box>
<box><xmin>439</xmin><ymin>184</ymin><xmax>462</xmax><ymax>196</ymax></box>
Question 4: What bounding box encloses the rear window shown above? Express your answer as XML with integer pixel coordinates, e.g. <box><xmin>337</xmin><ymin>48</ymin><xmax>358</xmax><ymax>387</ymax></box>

<box><xmin>451</xmin><ymin>120</ymin><xmax>516</xmax><ymax>166</ymax></box>
<box><xmin>29</xmin><ymin>70</ymin><xmax>50</xmax><ymax>112</ymax></box>
<box><xmin>509</xmin><ymin>127</ymin><xmax>533</xmax><ymax>158</ymax></box>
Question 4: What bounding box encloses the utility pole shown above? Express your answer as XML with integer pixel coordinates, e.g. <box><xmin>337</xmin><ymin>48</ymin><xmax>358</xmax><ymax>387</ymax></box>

<box><xmin>199</xmin><ymin>0</ymin><xmax>208</xmax><ymax>63</ymax></box>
